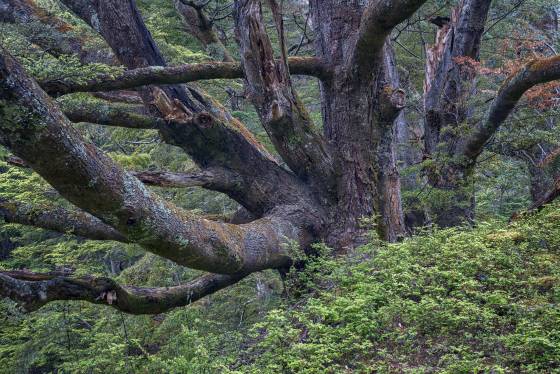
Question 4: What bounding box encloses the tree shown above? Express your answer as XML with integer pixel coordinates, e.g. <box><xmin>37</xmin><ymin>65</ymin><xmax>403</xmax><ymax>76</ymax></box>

<box><xmin>1</xmin><ymin>0</ymin><xmax>560</xmax><ymax>314</ymax></box>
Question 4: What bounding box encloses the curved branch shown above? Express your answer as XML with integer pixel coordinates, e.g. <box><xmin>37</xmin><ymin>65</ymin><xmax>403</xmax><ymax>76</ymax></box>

<box><xmin>132</xmin><ymin>168</ymin><xmax>242</xmax><ymax>190</ymax></box>
<box><xmin>349</xmin><ymin>0</ymin><xmax>428</xmax><ymax>75</ymax></box>
<box><xmin>0</xmin><ymin>199</ymin><xmax>127</xmax><ymax>242</ymax></box>
<box><xmin>59</xmin><ymin>100</ymin><xmax>164</xmax><ymax>129</ymax></box>
<box><xmin>58</xmin><ymin>0</ymin><xmax>315</xmax><ymax>218</ymax></box>
<box><xmin>40</xmin><ymin>57</ymin><xmax>330</xmax><ymax>96</ymax></box>
<box><xmin>0</xmin><ymin>270</ymin><xmax>247</xmax><ymax>314</ymax></box>
<box><xmin>462</xmin><ymin>56</ymin><xmax>560</xmax><ymax>160</ymax></box>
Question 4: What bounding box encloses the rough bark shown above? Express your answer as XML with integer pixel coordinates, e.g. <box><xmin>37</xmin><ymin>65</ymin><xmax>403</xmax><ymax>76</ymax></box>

<box><xmin>0</xmin><ymin>47</ymin><xmax>305</xmax><ymax>275</ymax></box>
<box><xmin>421</xmin><ymin>0</ymin><xmax>492</xmax><ymax>227</ymax></box>
<box><xmin>132</xmin><ymin>168</ymin><xmax>243</xmax><ymax>191</ymax></box>
<box><xmin>350</xmin><ymin>0</ymin><xmax>428</xmax><ymax>77</ymax></box>
<box><xmin>3</xmin><ymin>0</ymin><xmax>559</xmax><ymax>315</ymax></box>
<box><xmin>309</xmin><ymin>1</ymin><xmax>408</xmax><ymax>244</ymax></box>
<box><xmin>235</xmin><ymin>0</ymin><xmax>335</xmax><ymax>193</ymax></box>
<box><xmin>58</xmin><ymin>0</ymin><xmax>316</xmax><ymax>220</ymax></box>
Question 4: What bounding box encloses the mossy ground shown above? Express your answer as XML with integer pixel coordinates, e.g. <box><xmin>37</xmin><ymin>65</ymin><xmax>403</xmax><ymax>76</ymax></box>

<box><xmin>2</xmin><ymin>203</ymin><xmax>560</xmax><ymax>373</ymax></box>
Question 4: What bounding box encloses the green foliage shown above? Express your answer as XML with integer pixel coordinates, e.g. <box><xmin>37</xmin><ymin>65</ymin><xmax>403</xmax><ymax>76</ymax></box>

<box><xmin>6</xmin><ymin>204</ymin><xmax>560</xmax><ymax>372</ymax></box>
<box><xmin>1</xmin><ymin>0</ymin><xmax>559</xmax><ymax>372</ymax></box>
<box><xmin>241</xmin><ymin>205</ymin><xmax>560</xmax><ymax>373</ymax></box>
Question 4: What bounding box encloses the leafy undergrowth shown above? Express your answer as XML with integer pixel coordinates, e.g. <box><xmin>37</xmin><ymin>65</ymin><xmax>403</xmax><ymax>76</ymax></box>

<box><xmin>238</xmin><ymin>205</ymin><xmax>560</xmax><ymax>373</ymax></box>
<box><xmin>2</xmin><ymin>205</ymin><xmax>560</xmax><ymax>373</ymax></box>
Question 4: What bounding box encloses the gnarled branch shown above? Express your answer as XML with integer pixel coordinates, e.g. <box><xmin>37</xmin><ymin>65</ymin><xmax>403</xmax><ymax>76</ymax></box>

<box><xmin>462</xmin><ymin>56</ymin><xmax>560</xmax><ymax>160</ymax></box>
<box><xmin>349</xmin><ymin>0</ymin><xmax>428</xmax><ymax>75</ymax></box>
<box><xmin>0</xmin><ymin>270</ymin><xmax>248</xmax><ymax>314</ymax></box>
<box><xmin>59</xmin><ymin>0</ymin><xmax>315</xmax><ymax>217</ymax></box>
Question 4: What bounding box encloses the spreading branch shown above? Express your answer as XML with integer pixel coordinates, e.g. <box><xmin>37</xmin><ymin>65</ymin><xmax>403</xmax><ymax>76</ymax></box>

<box><xmin>0</xmin><ymin>270</ymin><xmax>248</xmax><ymax>314</ymax></box>
<box><xmin>0</xmin><ymin>47</ymin><xmax>299</xmax><ymax>275</ymax></box>
<box><xmin>132</xmin><ymin>168</ymin><xmax>243</xmax><ymax>191</ymax></box>
<box><xmin>40</xmin><ymin>58</ymin><xmax>330</xmax><ymax>97</ymax></box>
<box><xmin>59</xmin><ymin>100</ymin><xmax>164</xmax><ymax>129</ymax></box>
<box><xmin>462</xmin><ymin>56</ymin><xmax>560</xmax><ymax>159</ymax></box>
<box><xmin>59</xmin><ymin>0</ymin><xmax>316</xmax><ymax>217</ymax></box>
<box><xmin>0</xmin><ymin>199</ymin><xmax>127</xmax><ymax>242</ymax></box>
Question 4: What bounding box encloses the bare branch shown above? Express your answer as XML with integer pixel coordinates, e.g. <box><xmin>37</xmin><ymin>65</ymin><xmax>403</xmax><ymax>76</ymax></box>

<box><xmin>132</xmin><ymin>168</ymin><xmax>242</xmax><ymax>191</ymax></box>
<box><xmin>0</xmin><ymin>270</ymin><xmax>248</xmax><ymax>314</ymax></box>
<box><xmin>462</xmin><ymin>56</ymin><xmax>560</xmax><ymax>160</ymax></box>
<box><xmin>0</xmin><ymin>199</ymin><xmax>127</xmax><ymax>242</ymax></box>
<box><xmin>40</xmin><ymin>58</ymin><xmax>330</xmax><ymax>96</ymax></box>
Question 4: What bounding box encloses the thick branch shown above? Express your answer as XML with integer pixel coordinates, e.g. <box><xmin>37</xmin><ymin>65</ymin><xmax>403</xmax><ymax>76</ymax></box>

<box><xmin>235</xmin><ymin>0</ymin><xmax>334</xmax><ymax>191</ymax></box>
<box><xmin>0</xmin><ymin>270</ymin><xmax>247</xmax><ymax>314</ymax></box>
<box><xmin>349</xmin><ymin>0</ymin><xmax>427</xmax><ymax>75</ymax></box>
<box><xmin>462</xmin><ymin>56</ymin><xmax>560</xmax><ymax>159</ymax></box>
<box><xmin>0</xmin><ymin>47</ymin><xmax>298</xmax><ymax>274</ymax></box>
<box><xmin>59</xmin><ymin>100</ymin><xmax>164</xmax><ymax>129</ymax></box>
<box><xmin>132</xmin><ymin>168</ymin><xmax>242</xmax><ymax>191</ymax></box>
<box><xmin>40</xmin><ymin>57</ymin><xmax>330</xmax><ymax>96</ymax></box>
<box><xmin>0</xmin><ymin>199</ymin><xmax>127</xmax><ymax>242</ymax></box>
<box><xmin>59</xmin><ymin>0</ymin><xmax>315</xmax><ymax>217</ymax></box>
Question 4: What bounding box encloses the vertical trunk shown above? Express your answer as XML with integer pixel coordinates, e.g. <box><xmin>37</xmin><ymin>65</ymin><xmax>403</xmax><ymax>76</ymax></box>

<box><xmin>422</xmin><ymin>0</ymin><xmax>491</xmax><ymax>227</ymax></box>
<box><xmin>310</xmin><ymin>1</ymin><xmax>405</xmax><ymax>245</ymax></box>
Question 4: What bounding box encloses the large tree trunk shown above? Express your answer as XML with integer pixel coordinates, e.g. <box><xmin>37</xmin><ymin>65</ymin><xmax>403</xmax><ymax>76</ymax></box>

<box><xmin>421</xmin><ymin>0</ymin><xmax>491</xmax><ymax>227</ymax></box>
<box><xmin>309</xmin><ymin>1</ymin><xmax>406</xmax><ymax>245</ymax></box>
<box><xmin>3</xmin><ymin>0</ymin><xmax>560</xmax><ymax>315</ymax></box>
